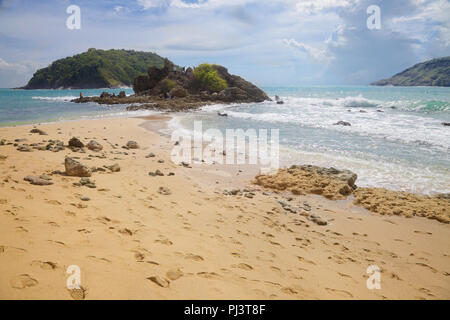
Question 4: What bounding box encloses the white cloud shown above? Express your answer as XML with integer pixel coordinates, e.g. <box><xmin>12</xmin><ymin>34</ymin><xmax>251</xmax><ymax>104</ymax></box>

<box><xmin>0</xmin><ymin>57</ymin><xmax>40</xmax><ymax>87</ymax></box>
<box><xmin>283</xmin><ymin>38</ymin><xmax>334</xmax><ymax>63</ymax></box>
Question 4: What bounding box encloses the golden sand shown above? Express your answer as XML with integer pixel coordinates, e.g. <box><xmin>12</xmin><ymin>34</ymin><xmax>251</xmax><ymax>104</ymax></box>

<box><xmin>0</xmin><ymin>117</ymin><xmax>449</xmax><ymax>299</ymax></box>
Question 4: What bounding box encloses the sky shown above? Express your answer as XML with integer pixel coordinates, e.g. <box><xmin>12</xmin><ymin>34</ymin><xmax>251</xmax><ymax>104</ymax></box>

<box><xmin>0</xmin><ymin>0</ymin><xmax>449</xmax><ymax>87</ymax></box>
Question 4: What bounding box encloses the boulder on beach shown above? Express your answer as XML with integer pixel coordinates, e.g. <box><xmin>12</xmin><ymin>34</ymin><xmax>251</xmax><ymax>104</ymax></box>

<box><xmin>30</xmin><ymin>128</ymin><xmax>47</xmax><ymax>135</ymax></box>
<box><xmin>86</xmin><ymin>140</ymin><xmax>103</xmax><ymax>151</ymax></box>
<box><xmin>24</xmin><ymin>175</ymin><xmax>53</xmax><ymax>186</ymax></box>
<box><xmin>69</xmin><ymin>137</ymin><xmax>84</xmax><ymax>148</ymax></box>
<box><xmin>65</xmin><ymin>157</ymin><xmax>92</xmax><ymax>177</ymax></box>
<box><xmin>126</xmin><ymin>141</ymin><xmax>139</xmax><ymax>149</ymax></box>
<box><xmin>253</xmin><ymin>165</ymin><xmax>357</xmax><ymax>200</ymax></box>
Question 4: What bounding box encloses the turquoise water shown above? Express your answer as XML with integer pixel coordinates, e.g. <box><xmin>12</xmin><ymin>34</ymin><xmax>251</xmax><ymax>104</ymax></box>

<box><xmin>173</xmin><ymin>86</ymin><xmax>450</xmax><ymax>194</ymax></box>
<box><xmin>0</xmin><ymin>88</ymin><xmax>135</xmax><ymax>126</ymax></box>
<box><xmin>0</xmin><ymin>86</ymin><xmax>449</xmax><ymax>194</ymax></box>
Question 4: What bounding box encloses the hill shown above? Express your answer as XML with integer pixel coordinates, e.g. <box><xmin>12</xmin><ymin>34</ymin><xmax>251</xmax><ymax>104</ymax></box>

<box><xmin>371</xmin><ymin>56</ymin><xmax>450</xmax><ymax>87</ymax></box>
<box><xmin>22</xmin><ymin>49</ymin><xmax>166</xmax><ymax>89</ymax></box>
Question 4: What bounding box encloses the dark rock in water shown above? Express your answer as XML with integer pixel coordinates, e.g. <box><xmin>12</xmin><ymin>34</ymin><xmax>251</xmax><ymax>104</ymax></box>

<box><xmin>65</xmin><ymin>157</ymin><xmax>92</xmax><ymax>177</ymax></box>
<box><xmin>86</xmin><ymin>140</ymin><xmax>103</xmax><ymax>151</ymax></box>
<box><xmin>69</xmin><ymin>137</ymin><xmax>84</xmax><ymax>148</ymax></box>
<box><xmin>100</xmin><ymin>92</ymin><xmax>111</xmax><ymax>98</ymax></box>
<box><xmin>442</xmin><ymin>122</ymin><xmax>450</xmax><ymax>126</ymax></box>
<box><xmin>359</xmin><ymin>110</ymin><xmax>367</xmax><ymax>113</ymax></box>
<box><xmin>30</xmin><ymin>128</ymin><xmax>47</xmax><ymax>135</ymax></box>
<box><xmin>218</xmin><ymin>111</ymin><xmax>228</xmax><ymax>117</ymax></box>
<box><xmin>24</xmin><ymin>175</ymin><xmax>53</xmax><ymax>186</ymax></box>
<box><xmin>376</xmin><ymin>109</ymin><xmax>384</xmax><ymax>112</ymax></box>
<box><xmin>275</xmin><ymin>95</ymin><xmax>284</xmax><ymax>104</ymax></box>
<box><xmin>333</xmin><ymin>121</ymin><xmax>351</xmax><ymax>126</ymax></box>
<box><xmin>126</xmin><ymin>141</ymin><xmax>139</xmax><ymax>149</ymax></box>
<box><xmin>118</xmin><ymin>91</ymin><xmax>126</xmax><ymax>98</ymax></box>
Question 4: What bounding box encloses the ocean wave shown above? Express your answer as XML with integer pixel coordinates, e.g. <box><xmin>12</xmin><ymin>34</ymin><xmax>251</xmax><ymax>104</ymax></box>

<box><xmin>31</xmin><ymin>96</ymin><xmax>78</xmax><ymax>102</ymax></box>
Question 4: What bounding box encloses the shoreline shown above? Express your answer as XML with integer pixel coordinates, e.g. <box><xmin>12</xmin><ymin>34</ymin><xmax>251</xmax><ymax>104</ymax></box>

<box><xmin>0</xmin><ymin>116</ymin><xmax>449</xmax><ymax>299</ymax></box>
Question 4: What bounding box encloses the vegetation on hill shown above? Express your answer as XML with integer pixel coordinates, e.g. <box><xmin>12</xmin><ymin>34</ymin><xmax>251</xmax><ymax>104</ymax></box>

<box><xmin>372</xmin><ymin>56</ymin><xmax>450</xmax><ymax>87</ymax></box>
<box><xmin>192</xmin><ymin>63</ymin><xmax>228</xmax><ymax>92</ymax></box>
<box><xmin>23</xmin><ymin>48</ymin><xmax>166</xmax><ymax>89</ymax></box>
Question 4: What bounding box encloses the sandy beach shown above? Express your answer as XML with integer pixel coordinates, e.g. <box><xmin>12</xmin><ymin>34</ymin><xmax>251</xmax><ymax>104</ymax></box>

<box><xmin>0</xmin><ymin>116</ymin><xmax>449</xmax><ymax>300</ymax></box>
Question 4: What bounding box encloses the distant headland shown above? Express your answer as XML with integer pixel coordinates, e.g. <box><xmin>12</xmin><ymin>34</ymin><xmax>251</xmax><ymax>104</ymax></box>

<box><xmin>372</xmin><ymin>56</ymin><xmax>450</xmax><ymax>87</ymax></box>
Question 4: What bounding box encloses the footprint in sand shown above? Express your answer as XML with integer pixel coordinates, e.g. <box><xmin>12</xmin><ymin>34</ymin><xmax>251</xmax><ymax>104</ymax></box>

<box><xmin>281</xmin><ymin>287</ymin><xmax>298</xmax><ymax>295</ymax></box>
<box><xmin>69</xmin><ymin>286</ymin><xmax>87</xmax><ymax>300</ymax></box>
<box><xmin>185</xmin><ymin>253</ymin><xmax>204</xmax><ymax>262</ymax></box>
<box><xmin>147</xmin><ymin>276</ymin><xmax>170</xmax><ymax>288</ymax></box>
<box><xmin>166</xmin><ymin>269</ymin><xmax>184</xmax><ymax>281</ymax></box>
<box><xmin>325</xmin><ymin>287</ymin><xmax>353</xmax><ymax>298</ymax></box>
<box><xmin>31</xmin><ymin>260</ymin><xmax>58</xmax><ymax>270</ymax></box>
<box><xmin>10</xmin><ymin>274</ymin><xmax>38</xmax><ymax>289</ymax></box>
<box><xmin>197</xmin><ymin>272</ymin><xmax>222</xmax><ymax>280</ymax></box>
<box><xmin>233</xmin><ymin>263</ymin><xmax>253</xmax><ymax>271</ymax></box>
<box><xmin>415</xmin><ymin>262</ymin><xmax>438</xmax><ymax>273</ymax></box>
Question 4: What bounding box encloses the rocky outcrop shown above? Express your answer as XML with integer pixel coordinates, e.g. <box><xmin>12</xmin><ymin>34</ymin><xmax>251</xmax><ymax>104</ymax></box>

<box><xmin>253</xmin><ymin>164</ymin><xmax>449</xmax><ymax>223</ymax></box>
<box><xmin>65</xmin><ymin>157</ymin><xmax>92</xmax><ymax>177</ymax></box>
<box><xmin>253</xmin><ymin>165</ymin><xmax>357</xmax><ymax>200</ymax></box>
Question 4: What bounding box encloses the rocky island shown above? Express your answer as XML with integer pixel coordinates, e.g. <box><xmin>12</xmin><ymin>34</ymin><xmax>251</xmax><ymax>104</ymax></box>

<box><xmin>21</xmin><ymin>49</ymin><xmax>167</xmax><ymax>89</ymax></box>
<box><xmin>71</xmin><ymin>58</ymin><xmax>270</xmax><ymax>111</ymax></box>
<box><xmin>372</xmin><ymin>56</ymin><xmax>450</xmax><ymax>87</ymax></box>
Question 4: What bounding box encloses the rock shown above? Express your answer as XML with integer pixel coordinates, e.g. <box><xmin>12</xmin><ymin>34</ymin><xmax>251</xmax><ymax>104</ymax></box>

<box><xmin>155</xmin><ymin>169</ymin><xmax>164</xmax><ymax>176</ymax></box>
<box><xmin>126</xmin><ymin>141</ymin><xmax>139</xmax><ymax>149</ymax></box>
<box><xmin>39</xmin><ymin>174</ymin><xmax>52</xmax><ymax>181</ymax></box>
<box><xmin>170</xmin><ymin>88</ymin><xmax>188</xmax><ymax>98</ymax></box>
<box><xmin>30</xmin><ymin>128</ymin><xmax>47</xmax><ymax>135</ymax></box>
<box><xmin>80</xmin><ymin>177</ymin><xmax>94</xmax><ymax>185</ymax></box>
<box><xmin>217</xmin><ymin>111</ymin><xmax>228</xmax><ymax>117</ymax></box>
<box><xmin>80</xmin><ymin>196</ymin><xmax>90</xmax><ymax>201</ymax></box>
<box><xmin>100</xmin><ymin>92</ymin><xmax>111</xmax><ymax>98</ymax></box>
<box><xmin>69</xmin><ymin>137</ymin><xmax>84</xmax><ymax>148</ymax></box>
<box><xmin>333</xmin><ymin>121</ymin><xmax>351</xmax><ymax>126</ymax></box>
<box><xmin>149</xmin><ymin>172</ymin><xmax>156</xmax><ymax>177</ymax></box>
<box><xmin>146</xmin><ymin>152</ymin><xmax>156</xmax><ymax>158</ymax></box>
<box><xmin>0</xmin><ymin>139</ymin><xmax>6</xmax><ymax>145</ymax></box>
<box><xmin>158</xmin><ymin>159</ymin><xmax>164</xmax><ymax>163</ymax></box>
<box><xmin>118</xmin><ymin>91</ymin><xmax>126</xmax><ymax>98</ymax></box>
<box><xmin>0</xmin><ymin>154</ymin><xmax>7</xmax><ymax>160</ymax></box>
<box><xmin>168</xmin><ymin>172</ymin><xmax>175</xmax><ymax>176</ymax></box>
<box><xmin>86</xmin><ymin>140</ymin><xmax>103</xmax><ymax>151</ymax></box>
<box><xmin>442</xmin><ymin>122</ymin><xmax>450</xmax><ymax>126</ymax></box>
<box><xmin>158</xmin><ymin>186</ymin><xmax>171</xmax><ymax>195</ymax></box>
<box><xmin>107</xmin><ymin>163</ymin><xmax>120</xmax><ymax>172</ymax></box>
<box><xmin>24</xmin><ymin>175</ymin><xmax>53</xmax><ymax>186</ymax></box>
<box><xmin>181</xmin><ymin>161</ymin><xmax>191</xmax><ymax>168</ymax></box>
<box><xmin>65</xmin><ymin>157</ymin><xmax>92</xmax><ymax>177</ymax></box>
<box><xmin>17</xmin><ymin>145</ymin><xmax>32</xmax><ymax>152</ymax></box>
<box><xmin>310</xmin><ymin>215</ymin><xmax>328</xmax><ymax>226</ymax></box>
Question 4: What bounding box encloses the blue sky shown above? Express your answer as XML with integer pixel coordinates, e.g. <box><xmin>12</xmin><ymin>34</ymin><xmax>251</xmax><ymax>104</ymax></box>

<box><xmin>0</xmin><ymin>0</ymin><xmax>449</xmax><ymax>87</ymax></box>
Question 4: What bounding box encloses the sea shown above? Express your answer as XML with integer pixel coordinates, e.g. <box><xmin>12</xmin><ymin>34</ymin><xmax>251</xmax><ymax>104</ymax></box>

<box><xmin>0</xmin><ymin>86</ymin><xmax>449</xmax><ymax>195</ymax></box>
